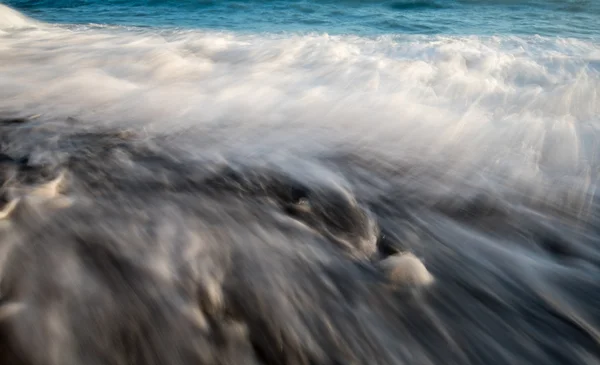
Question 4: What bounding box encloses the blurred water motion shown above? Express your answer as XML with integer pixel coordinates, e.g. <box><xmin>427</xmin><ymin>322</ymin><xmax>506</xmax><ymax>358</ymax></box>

<box><xmin>1</xmin><ymin>3</ymin><xmax>600</xmax><ymax>365</ymax></box>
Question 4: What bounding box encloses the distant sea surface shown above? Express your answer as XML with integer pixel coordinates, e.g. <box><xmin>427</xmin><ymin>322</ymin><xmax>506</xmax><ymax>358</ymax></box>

<box><xmin>4</xmin><ymin>0</ymin><xmax>600</xmax><ymax>37</ymax></box>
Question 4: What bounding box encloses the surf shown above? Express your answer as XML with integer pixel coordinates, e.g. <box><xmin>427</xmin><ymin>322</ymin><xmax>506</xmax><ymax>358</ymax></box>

<box><xmin>0</xmin><ymin>3</ymin><xmax>600</xmax><ymax>365</ymax></box>
<box><xmin>0</xmin><ymin>4</ymin><xmax>38</xmax><ymax>30</ymax></box>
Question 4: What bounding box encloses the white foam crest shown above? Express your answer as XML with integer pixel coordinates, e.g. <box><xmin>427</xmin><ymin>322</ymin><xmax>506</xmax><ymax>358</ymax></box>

<box><xmin>0</xmin><ymin>26</ymin><xmax>599</xmax><ymax>206</ymax></box>
<box><xmin>0</xmin><ymin>4</ymin><xmax>39</xmax><ymax>30</ymax></box>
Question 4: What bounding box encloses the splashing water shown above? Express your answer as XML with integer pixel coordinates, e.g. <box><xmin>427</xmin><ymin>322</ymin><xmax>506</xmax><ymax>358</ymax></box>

<box><xmin>1</xmin><ymin>3</ymin><xmax>600</xmax><ymax>365</ymax></box>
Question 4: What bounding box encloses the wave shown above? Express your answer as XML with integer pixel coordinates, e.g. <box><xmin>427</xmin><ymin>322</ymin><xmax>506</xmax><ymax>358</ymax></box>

<box><xmin>0</xmin><ymin>4</ymin><xmax>38</xmax><ymax>30</ymax></box>
<box><xmin>0</xmin><ymin>23</ymin><xmax>598</xmax><ymax>133</ymax></box>
<box><xmin>1</xmin><ymin>6</ymin><xmax>600</xmax><ymax>365</ymax></box>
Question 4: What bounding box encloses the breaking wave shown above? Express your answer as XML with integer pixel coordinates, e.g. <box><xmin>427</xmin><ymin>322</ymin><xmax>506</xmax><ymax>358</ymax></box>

<box><xmin>1</xmin><ymin>4</ymin><xmax>600</xmax><ymax>365</ymax></box>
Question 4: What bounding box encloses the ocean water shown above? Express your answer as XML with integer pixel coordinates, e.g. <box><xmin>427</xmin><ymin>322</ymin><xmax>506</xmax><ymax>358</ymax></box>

<box><xmin>1</xmin><ymin>1</ymin><xmax>600</xmax><ymax>365</ymax></box>
<box><xmin>4</xmin><ymin>0</ymin><xmax>600</xmax><ymax>37</ymax></box>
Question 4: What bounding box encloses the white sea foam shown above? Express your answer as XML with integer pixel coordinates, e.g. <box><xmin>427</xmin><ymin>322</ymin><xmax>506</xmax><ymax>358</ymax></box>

<box><xmin>0</xmin><ymin>4</ymin><xmax>38</xmax><ymax>30</ymax></box>
<box><xmin>0</xmin><ymin>5</ymin><xmax>599</xmax><ymax>210</ymax></box>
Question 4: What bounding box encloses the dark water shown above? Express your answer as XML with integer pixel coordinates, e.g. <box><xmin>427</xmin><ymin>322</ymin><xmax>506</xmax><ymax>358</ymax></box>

<box><xmin>1</xmin><ymin>1</ymin><xmax>600</xmax><ymax>365</ymax></box>
<box><xmin>2</xmin><ymin>112</ymin><xmax>600</xmax><ymax>365</ymax></box>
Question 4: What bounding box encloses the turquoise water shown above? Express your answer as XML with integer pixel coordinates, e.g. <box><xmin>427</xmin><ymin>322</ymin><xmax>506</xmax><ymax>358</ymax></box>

<box><xmin>5</xmin><ymin>0</ymin><xmax>600</xmax><ymax>37</ymax></box>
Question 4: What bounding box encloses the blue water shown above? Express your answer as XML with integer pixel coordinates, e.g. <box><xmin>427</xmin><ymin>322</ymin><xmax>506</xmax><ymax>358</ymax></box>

<box><xmin>4</xmin><ymin>0</ymin><xmax>600</xmax><ymax>37</ymax></box>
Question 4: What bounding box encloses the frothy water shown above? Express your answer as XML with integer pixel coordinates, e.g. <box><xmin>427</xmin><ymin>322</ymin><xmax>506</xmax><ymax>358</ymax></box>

<box><xmin>1</xmin><ymin>3</ymin><xmax>600</xmax><ymax>365</ymax></box>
